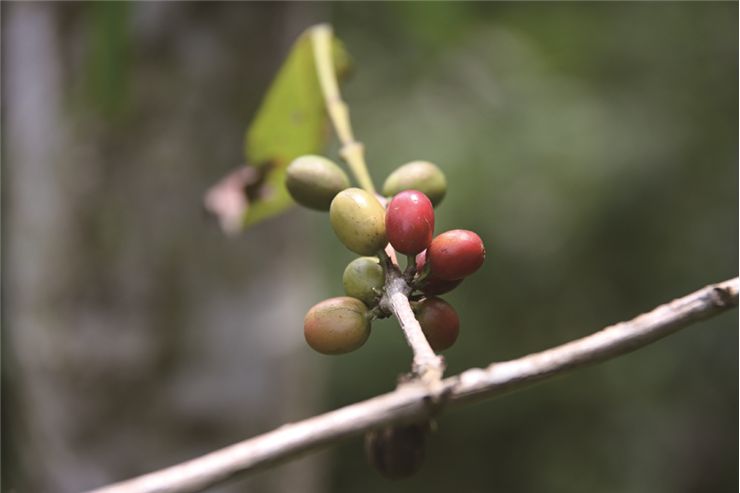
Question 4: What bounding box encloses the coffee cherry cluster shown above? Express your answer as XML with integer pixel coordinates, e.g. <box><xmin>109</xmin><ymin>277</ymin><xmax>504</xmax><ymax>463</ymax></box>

<box><xmin>286</xmin><ymin>156</ymin><xmax>486</xmax><ymax>356</ymax></box>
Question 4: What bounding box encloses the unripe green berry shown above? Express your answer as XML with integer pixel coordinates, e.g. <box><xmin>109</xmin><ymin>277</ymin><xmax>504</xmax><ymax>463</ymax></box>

<box><xmin>304</xmin><ymin>297</ymin><xmax>370</xmax><ymax>355</ymax></box>
<box><xmin>343</xmin><ymin>257</ymin><xmax>385</xmax><ymax>306</ymax></box>
<box><xmin>286</xmin><ymin>155</ymin><xmax>350</xmax><ymax>210</ymax></box>
<box><xmin>330</xmin><ymin>188</ymin><xmax>388</xmax><ymax>255</ymax></box>
<box><xmin>382</xmin><ymin>161</ymin><xmax>447</xmax><ymax>207</ymax></box>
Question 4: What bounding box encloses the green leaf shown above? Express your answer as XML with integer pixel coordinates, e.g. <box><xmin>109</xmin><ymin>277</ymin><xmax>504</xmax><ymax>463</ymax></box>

<box><xmin>87</xmin><ymin>2</ymin><xmax>131</xmax><ymax>120</ymax></box>
<box><xmin>230</xmin><ymin>25</ymin><xmax>350</xmax><ymax>230</ymax></box>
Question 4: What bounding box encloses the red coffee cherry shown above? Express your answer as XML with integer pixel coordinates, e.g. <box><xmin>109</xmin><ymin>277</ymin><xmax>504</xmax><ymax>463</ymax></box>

<box><xmin>427</xmin><ymin>229</ymin><xmax>485</xmax><ymax>280</ymax></box>
<box><xmin>415</xmin><ymin>251</ymin><xmax>462</xmax><ymax>295</ymax></box>
<box><xmin>414</xmin><ymin>297</ymin><xmax>459</xmax><ymax>352</ymax></box>
<box><xmin>304</xmin><ymin>297</ymin><xmax>370</xmax><ymax>355</ymax></box>
<box><xmin>385</xmin><ymin>190</ymin><xmax>434</xmax><ymax>255</ymax></box>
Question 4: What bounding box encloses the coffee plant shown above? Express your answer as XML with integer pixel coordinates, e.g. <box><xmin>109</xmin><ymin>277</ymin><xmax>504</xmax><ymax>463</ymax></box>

<box><xmin>89</xmin><ymin>23</ymin><xmax>737</xmax><ymax>493</ymax></box>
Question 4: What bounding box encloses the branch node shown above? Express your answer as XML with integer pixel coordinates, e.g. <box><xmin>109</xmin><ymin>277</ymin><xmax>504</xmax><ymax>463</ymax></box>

<box><xmin>711</xmin><ymin>285</ymin><xmax>738</xmax><ymax>308</ymax></box>
<box><xmin>381</xmin><ymin>265</ymin><xmax>446</xmax><ymax>385</ymax></box>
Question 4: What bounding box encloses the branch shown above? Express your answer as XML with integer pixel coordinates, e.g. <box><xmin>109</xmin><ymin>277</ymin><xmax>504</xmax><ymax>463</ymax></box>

<box><xmin>85</xmin><ymin>277</ymin><xmax>738</xmax><ymax>493</ymax></box>
<box><xmin>379</xmin><ymin>258</ymin><xmax>445</xmax><ymax>384</ymax></box>
<box><xmin>310</xmin><ymin>24</ymin><xmax>376</xmax><ymax>194</ymax></box>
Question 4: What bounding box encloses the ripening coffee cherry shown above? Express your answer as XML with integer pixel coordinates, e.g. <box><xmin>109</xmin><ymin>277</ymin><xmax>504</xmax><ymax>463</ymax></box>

<box><xmin>414</xmin><ymin>297</ymin><xmax>459</xmax><ymax>352</ymax></box>
<box><xmin>365</xmin><ymin>423</ymin><xmax>427</xmax><ymax>479</ymax></box>
<box><xmin>285</xmin><ymin>155</ymin><xmax>350</xmax><ymax>210</ymax></box>
<box><xmin>427</xmin><ymin>229</ymin><xmax>485</xmax><ymax>280</ymax></box>
<box><xmin>343</xmin><ymin>257</ymin><xmax>385</xmax><ymax>305</ymax></box>
<box><xmin>385</xmin><ymin>190</ymin><xmax>434</xmax><ymax>255</ymax></box>
<box><xmin>304</xmin><ymin>297</ymin><xmax>370</xmax><ymax>355</ymax></box>
<box><xmin>382</xmin><ymin>161</ymin><xmax>447</xmax><ymax>207</ymax></box>
<box><xmin>330</xmin><ymin>188</ymin><xmax>388</xmax><ymax>255</ymax></box>
<box><xmin>415</xmin><ymin>250</ymin><xmax>463</xmax><ymax>295</ymax></box>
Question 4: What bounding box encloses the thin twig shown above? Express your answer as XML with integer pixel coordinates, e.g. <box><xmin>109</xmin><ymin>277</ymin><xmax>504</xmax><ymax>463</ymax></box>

<box><xmin>403</xmin><ymin>254</ymin><xmax>417</xmax><ymax>281</ymax></box>
<box><xmin>380</xmin><ymin>265</ymin><xmax>445</xmax><ymax>384</ymax></box>
<box><xmin>85</xmin><ymin>277</ymin><xmax>739</xmax><ymax>493</ymax></box>
<box><xmin>310</xmin><ymin>24</ymin><xmax>375</xmax><ymax>194</ymax></box>
<box><xmin>376</xmin><ymin>249</ymin><xmax>445</xmax><ymax>383</ymax></box>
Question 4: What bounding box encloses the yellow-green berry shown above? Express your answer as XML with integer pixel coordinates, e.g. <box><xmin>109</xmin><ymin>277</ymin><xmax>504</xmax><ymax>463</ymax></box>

<box><xmin>382</xmin><ymin>161</ymin><xmax>447</xmax><ymax>207</ymax></box>
<box><xmin>286</xmin><ymin>155</ymin><xmax>350</xmax><ymax>210</ymax></box>
<box><xmin>343</xmin><ymin>257</ymin><xmax>385</xmax><ymax>306</ymax></box>
<box><xmin>330</xmin><ymin>188</ymin><xmax>388</xmax><ymax>255</ymax></box>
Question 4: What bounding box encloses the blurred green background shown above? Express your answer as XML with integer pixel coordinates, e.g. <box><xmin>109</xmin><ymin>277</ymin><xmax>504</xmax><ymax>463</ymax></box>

<box><xmin>2</xmin><ymin>2</ymin><xmax>737</xmax><ymax>493</ymax></box>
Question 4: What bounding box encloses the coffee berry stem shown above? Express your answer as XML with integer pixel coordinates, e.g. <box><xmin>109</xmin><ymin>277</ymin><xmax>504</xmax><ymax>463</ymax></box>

<box><xmin>404</xmin><ymin>254</ymin><xmax>417</xmax><ymax>281</ymax></box>
<box><xmin>311</xmin><ymin>25</ymin><xmax>376</xmax><ymax>194</ymax></box>
<box><xmin>413</xmin><ymin>263</ymin><xmax>432</xmax><ymax>288</ymax></box>
<box><xmin>367</xmin><ymin>305</ymin><xmax>390</xmax><ymax>321</ymax></box>
<box><xmin>377</xmin><ymin>248</ymin><xmax>394</xmax><ymax>272</ymax></box>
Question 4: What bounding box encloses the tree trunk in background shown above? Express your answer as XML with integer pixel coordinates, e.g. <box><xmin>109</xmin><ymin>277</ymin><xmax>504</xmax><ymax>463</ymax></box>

<box><xmin>3</xmin><ymin>3</ymin><xmax>330</xmax><ymax>492</ymax></box>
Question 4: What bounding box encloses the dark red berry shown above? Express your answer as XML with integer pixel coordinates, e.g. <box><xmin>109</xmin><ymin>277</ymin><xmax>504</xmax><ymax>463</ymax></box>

<box><xmin>427</xmin><ymin>229</ymin><xmax>485</xmax><ymax>280</ymax></box>
<box><xmin>415</xmin><ymin>251</ymin><xmax>463</xmax><ymax>295</ymax></box>
<box><xmin>414</xmin><ymin>297</ymin><xmax>460</xmax><ymax>352</ymax></box>
<box><xmin>421</xmin><ymin>277</ymin><xmax>462</xmax><ymax>296</ymax></box>
<box><xmin>365</xmin><ymin>422</ymin><xmax>428</xmax><ymax>479</ymax></box>
<box><xmin>385</xmin><ymin>190</ymin><xmax>434</xmax><ymax>255</ymax></box>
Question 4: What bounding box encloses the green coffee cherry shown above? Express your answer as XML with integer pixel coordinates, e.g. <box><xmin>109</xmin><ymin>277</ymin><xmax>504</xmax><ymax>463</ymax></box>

<box><xmin>382</xmin><ymin>161</ymin><xmax>447</xmax><ymax>207</ymax></box>
<box><xmin>285</xmin><ymin>155</ymin><xmax>350</xmax><ymax>210</ymax></box>
<box><xmin>343</xmin><ymin>257</ymin><xmax>385</xmax><ymax>306</ymax></box>
<box><xmin>304</xmin><ymin>297</ymin><xmax>370</xmax><ymax>355</ymax></box>
<box><xmin>330</xmin><ymin>188</ymin><xmax>388</xmax><ymax>255</ymax></box>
